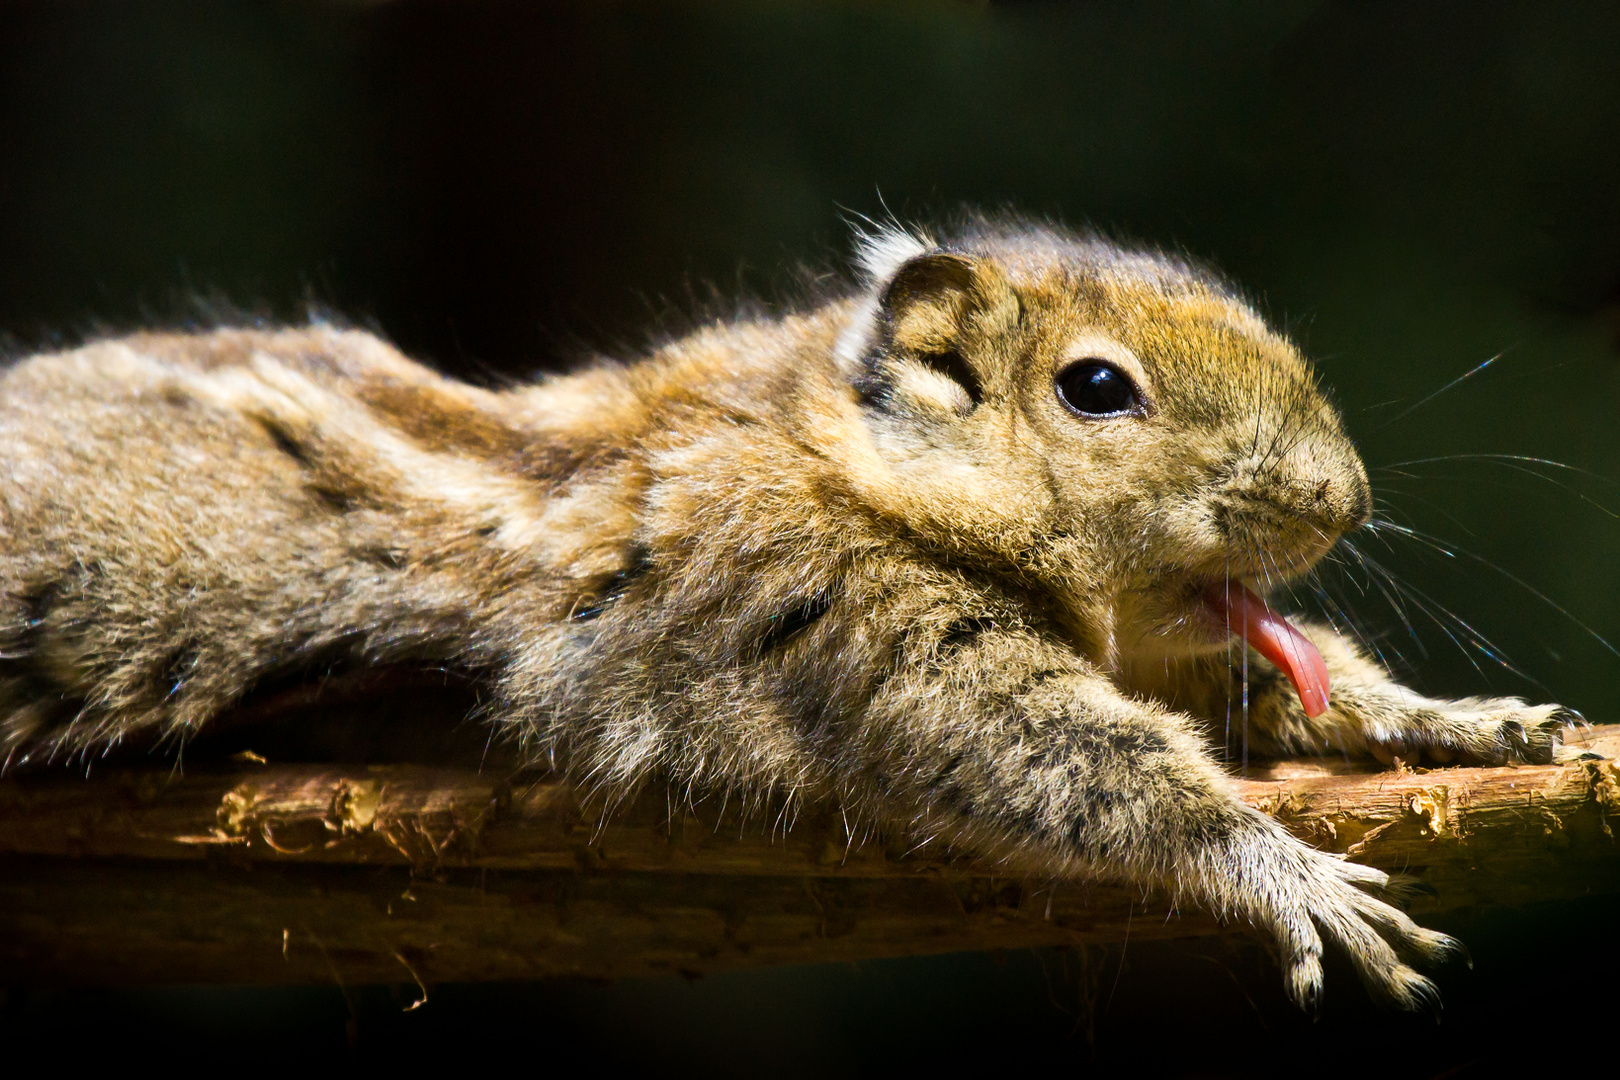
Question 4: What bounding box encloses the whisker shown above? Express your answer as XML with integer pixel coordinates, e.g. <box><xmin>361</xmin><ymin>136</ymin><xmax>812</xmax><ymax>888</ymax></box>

<box><xmin>1340</xmin><ymin>542</ymin><xmax>1433</xmax><ymax>670</ymax></box>
<box><xmin>1355</xmin><ymin>524</ymin><xmax>1563</xmax><ymax>690</ymax></box>
<box><xmin>1313</xmin><ymin>576</ymin><xmax>1405</xmax><ymax>676</ymax></box>
<box><xmin>1374</xmin><ymin>455</ymin><xmax>1620</xmax><ymax>521</ymax></box>
<box><xmin>1367</xmin><ymin>519</ymin><xmax>1620</xmax><ymax>661</ymax></box>
<box><xmin>1257</xmin><ymin>371</ymin><xmax>1321</xmax><ymax>477</ymax></box>
<box><xmin>1368</xmin><ymin>489</ymin><xmax>1481</xmax><ymax>540</ymax></box>
<box><xmin>1376</xmin><ymin>453</ymin><xmax>1617</xmax><ymax>485</ymax></box>
<box><xmin>1360</xmin><ymin>552</ymin><xmax>1526</xmax><ymax>683</ymax></box>
<box><xmin>1224</xmin><ymin>541</ymin><xmax>1233</xmax><ymax>762</ymax></box>
<box><xmin>1305</xmin><ymin>546</ymin><xmax>1409</xmax><ymax>676</ymax></box>
<box><xmin>1373</xmin><ymin>349</ymin><xmax>1510</xmax><ymax>432</ymax></box>
<box><xmin>1334</xmin><ymin>540</ymin><xmax>1464</xmax><ymax>667</ymax></box>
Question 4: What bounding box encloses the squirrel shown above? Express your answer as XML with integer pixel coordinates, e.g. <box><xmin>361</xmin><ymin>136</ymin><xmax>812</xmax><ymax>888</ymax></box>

<box><xmin>0</xmin><ymin>213</ymin><xmax>1578</xmax><ymax>1010</ymax></box>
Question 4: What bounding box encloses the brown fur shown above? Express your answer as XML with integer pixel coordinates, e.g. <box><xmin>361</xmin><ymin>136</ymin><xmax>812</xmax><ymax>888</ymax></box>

<box><xmin>0</xmin><ymin>215</ymin><xmax>1574</xmax><ymax>1010</ymax></box>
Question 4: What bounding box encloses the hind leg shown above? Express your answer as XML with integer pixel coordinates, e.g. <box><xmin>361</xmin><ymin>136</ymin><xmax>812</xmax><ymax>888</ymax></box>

<box><xmin>0</xmin><ymin>566</ymin><xmax>252</xmax><ymax>766</ymax></box>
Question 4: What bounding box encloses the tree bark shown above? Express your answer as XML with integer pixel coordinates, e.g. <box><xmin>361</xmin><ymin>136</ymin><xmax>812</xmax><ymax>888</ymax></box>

<box><xmin>3</xmin><ymin>726</ymin><xmax>1617</xmax><ymax>986</ymax></box>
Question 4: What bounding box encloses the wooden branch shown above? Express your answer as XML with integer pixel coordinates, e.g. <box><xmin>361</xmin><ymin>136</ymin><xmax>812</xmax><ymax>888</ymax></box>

<box><xmin>3</xmin><ymin>727</ymin><xmax>1617</xmax><ymax>986</ymax></box>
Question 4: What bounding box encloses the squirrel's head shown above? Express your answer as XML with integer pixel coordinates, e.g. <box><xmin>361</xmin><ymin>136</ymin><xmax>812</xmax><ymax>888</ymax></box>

<box><xmin>838</xmin><ymin>217</ymin><xmax>1370</xmax><ymax>690</ymax></box>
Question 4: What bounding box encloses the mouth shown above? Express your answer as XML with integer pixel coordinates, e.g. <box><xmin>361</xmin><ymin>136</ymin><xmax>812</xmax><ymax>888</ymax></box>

<box><xmin>1197</xmin><ymin>581</ymin><xmax>1331</xmax><ymax>718</ymax></box>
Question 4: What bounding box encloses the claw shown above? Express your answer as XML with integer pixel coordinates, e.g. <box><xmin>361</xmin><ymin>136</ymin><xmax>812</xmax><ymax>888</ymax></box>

<box><xmin>1286</xmin><ymin>956</ymin><xmax>1324</xmax><ymax>1018</ymax></box>
<box><xmin>1385</xmin><ymin>967</ymin><xmax>1444</xmax><ymax>1015</ymax></box>
<box><xmin>1552</xmin><ymin>706</ymin><xmax>1589</xmax><ymax>732</ymax></box>
<box><xmin>1545</xmin><ymin>707</ymin><xmax>1604</xmax><ymax>760</ymax></box>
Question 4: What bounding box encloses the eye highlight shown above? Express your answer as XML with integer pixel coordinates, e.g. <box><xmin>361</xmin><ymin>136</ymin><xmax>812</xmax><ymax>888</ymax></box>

<box><xmin>1055</xmin><ymin>360</ymin><xmax>1141</xmax><ymax>417</ymax></box>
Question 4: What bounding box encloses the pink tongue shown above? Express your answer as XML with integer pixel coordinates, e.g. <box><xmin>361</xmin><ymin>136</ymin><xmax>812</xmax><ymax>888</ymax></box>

<box><xmin>1203</xmin><ymin>583</ymin><xmax>1331</xmax><ymax>718</ymax></box>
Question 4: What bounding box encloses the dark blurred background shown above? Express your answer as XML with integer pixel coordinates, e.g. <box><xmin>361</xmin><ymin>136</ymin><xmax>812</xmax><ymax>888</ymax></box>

<box><xmin>2</xmin><ymin>0</ymin><xmax>1618</xmax><ymax>1073</ymax></box>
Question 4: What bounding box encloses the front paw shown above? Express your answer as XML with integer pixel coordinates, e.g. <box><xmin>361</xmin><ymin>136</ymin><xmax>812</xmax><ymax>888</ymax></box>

<box><xmin>1364</xmin><ymin>698</ymin><xmax>1581</xmax><ymax>767</ymax></box>
<box><xmin>1204</xmin><ymin>815</ymin><xmax>1461</xmax><ymax>1011</ymax></box>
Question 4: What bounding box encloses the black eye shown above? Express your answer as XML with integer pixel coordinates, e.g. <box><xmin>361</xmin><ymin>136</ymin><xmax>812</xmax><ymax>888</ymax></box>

<box><xmin>1055</xmin><ymin>360</ymin><xmax>1140</xmax><ymax>417</ymax></box>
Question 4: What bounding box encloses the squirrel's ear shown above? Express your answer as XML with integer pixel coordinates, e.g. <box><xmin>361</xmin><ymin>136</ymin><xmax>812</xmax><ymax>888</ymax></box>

<box><xmin>843</xmin><ymin>249</ymin><xmax>1019</xmax><ymax>414</ymax></box>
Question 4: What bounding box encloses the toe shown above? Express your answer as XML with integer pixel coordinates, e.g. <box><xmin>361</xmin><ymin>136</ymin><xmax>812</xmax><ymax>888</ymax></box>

<box><xmin>1284</xmin><ymin>951</ymin><xmax>1324</xmax><ymax>1015</ymax></box>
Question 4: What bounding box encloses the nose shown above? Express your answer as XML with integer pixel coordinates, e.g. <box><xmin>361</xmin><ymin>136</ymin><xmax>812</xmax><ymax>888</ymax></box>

<box><xmin>1341</xmin><ymin>476</ymin><xmax>1373</xmax><ymax>532</ymax></box>
<box><xmin>1276</xmin><ymin>469</ymin><xmax>1367</xmax><ymax>534</ymax></box>
<box><xmin>1219</xmin><ymin>447</ymin><xmax>1372</xmax><ymax>537</ymax></box>
<box><xmin>1292</xmin><ymin>443</ymin><xmax>1371</xmax><ymax>535</ymax></box>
